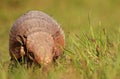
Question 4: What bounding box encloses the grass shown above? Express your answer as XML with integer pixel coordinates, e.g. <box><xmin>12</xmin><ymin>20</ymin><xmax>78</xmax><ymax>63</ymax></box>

<box><xmin>0</xmin><ymin>0</ymin><xmax>120</xmax><ymax>79</ymax></box>
<box><xmin>1</xmin><ymin>28</ymin><xmax>120</xmax><ymax>79</ymax></box>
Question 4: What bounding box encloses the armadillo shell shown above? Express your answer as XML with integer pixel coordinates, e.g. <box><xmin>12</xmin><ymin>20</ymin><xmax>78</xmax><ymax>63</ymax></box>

<box><xmin>9</xmin><ymin>10</ymin><xmax>65</xmax><ymax>64</ymax></box>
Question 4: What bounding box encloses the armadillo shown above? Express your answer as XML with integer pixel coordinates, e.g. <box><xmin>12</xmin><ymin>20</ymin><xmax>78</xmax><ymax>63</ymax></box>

<box><xmin>9</xmin><ymin>10</ymin><xmax>65</xmax><ymax>65</ymax></box>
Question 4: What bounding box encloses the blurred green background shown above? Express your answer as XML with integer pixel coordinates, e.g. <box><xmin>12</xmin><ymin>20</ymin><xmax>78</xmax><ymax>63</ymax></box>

<box><xmin>0</xmin><ymin>0</ymin><xmax>120</xmax><ymax>71</ymax></box>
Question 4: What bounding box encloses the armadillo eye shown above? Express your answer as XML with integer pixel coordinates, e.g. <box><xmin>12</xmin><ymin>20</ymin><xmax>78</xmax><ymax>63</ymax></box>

<box><xmin>23</xmin><ymin>35</ymin><xmax>27</xmax><ymax>38</ymax></box>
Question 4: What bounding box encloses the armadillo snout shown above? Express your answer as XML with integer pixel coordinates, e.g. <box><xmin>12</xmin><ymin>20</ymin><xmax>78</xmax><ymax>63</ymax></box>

<box><xmin>26</xmin><ymin>32</ymin><xmax>54</xmax><ymax>65</ymax></box>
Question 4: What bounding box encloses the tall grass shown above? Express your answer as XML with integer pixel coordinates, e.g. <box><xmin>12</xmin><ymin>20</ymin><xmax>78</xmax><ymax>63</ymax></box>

<box><xmin>0</xmin><ymin>27</ymin><xmax>120</xmax><ymax>79</ymax></box>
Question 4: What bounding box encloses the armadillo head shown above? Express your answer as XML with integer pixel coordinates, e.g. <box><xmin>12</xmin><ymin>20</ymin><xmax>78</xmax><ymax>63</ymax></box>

<box><xmin>26</xmin><ymin>32</ymin><xmax>54</xmax><ymax>65</ymax></box>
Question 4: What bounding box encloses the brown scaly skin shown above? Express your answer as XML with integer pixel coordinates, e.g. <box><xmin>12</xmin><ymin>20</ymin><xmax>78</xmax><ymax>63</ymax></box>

<box><xmin>9</xmin><ymin>10</ymin><xmax>65</xmax><ymax>66</ymax></box>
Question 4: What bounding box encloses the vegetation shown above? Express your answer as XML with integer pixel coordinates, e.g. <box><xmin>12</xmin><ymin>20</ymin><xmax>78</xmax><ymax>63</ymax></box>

<box><xmin>0</xmin><ymin>0</ymin><xmax>120</xmax><ymax>79</ymax></box>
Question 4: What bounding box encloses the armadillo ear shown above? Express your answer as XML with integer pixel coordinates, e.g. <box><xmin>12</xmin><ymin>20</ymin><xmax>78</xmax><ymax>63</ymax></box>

<box><xmin>16</xmin><ymin>35</ymin><xmax>26</xmax><ymax>56</ymax></box>
<box><xmin>16</xmin><ymin>35</ymin><xmax>26</xmax><ymax>46</ymax></box>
